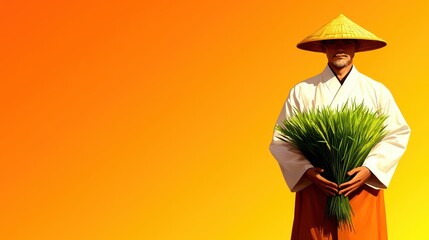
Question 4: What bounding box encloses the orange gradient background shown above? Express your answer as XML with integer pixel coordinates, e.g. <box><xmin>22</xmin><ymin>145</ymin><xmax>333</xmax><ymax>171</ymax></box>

<box><xmin>0</xmin><ymin>1</ymin><xmax>426</xmax><ymax>239</ymax></box>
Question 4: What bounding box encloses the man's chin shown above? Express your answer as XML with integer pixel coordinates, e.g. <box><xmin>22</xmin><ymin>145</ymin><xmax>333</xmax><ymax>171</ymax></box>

<box><xmin>332</xmin><ymin>60</ymin><xmax>350</xmax><ymax>68</ymax></box>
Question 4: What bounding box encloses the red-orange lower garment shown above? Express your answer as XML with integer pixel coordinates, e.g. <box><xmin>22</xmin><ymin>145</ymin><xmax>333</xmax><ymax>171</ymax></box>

<box><xmin>291</xmin><ymin>184</ymin><xmax>387</xmax><ymax>240</ymax></box>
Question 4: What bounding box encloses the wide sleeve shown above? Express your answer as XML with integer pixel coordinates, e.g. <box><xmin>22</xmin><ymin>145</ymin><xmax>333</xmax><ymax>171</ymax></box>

<box><xmin>269</xmin><ymin>87</ymin><xmax>314</xmax><ymax>192</ymax></box>
<box><xmin>362</xmin><ymin>87</ymin><xmax>411</xmax><ymax>189</ymax></box>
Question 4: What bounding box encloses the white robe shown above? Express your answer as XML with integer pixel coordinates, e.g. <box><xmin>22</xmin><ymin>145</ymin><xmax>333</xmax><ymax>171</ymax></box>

<box><xmin>269</xmin><ymin>65</ymin><xmax>411</xmax><ymax>192</ymax></box>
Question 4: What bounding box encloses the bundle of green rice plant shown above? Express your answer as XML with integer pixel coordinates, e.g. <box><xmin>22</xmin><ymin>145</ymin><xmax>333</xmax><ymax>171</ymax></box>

<box><xmin>275</xmin><ymin>102</ymin><xmax>388</xmax><ymax>230</ymax></box>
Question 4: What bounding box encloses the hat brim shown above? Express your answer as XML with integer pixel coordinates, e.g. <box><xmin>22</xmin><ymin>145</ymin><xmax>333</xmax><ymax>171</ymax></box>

<box><xmin>297</xmin><ymin>39</ymin><xmax>387</xmax><ymax>53</ymax></box>
<box><xmin>297</xmin><ymin>38</ymin><xmax>387</xmax><ymax>52</ymax></box>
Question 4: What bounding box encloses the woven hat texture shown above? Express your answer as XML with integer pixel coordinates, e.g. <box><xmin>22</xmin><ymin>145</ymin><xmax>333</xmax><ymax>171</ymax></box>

<box><xmin>297</xmin><ymin>14</ymin><xmax>387</xmax><ymax>52</ymax></box>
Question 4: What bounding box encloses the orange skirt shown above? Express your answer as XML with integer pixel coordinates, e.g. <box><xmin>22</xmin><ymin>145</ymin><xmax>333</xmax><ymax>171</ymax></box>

<box><xmin>291</xmin><ymin>184</ymin><xmax>387</xmax><ymax>240</ymax></box>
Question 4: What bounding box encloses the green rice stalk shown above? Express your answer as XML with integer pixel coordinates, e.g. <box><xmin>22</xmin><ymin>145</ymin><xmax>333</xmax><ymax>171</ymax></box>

<box><xmin>276</xmin><ymin>101</ymin><xmax>388</xmax><ymax>231</ymax></box>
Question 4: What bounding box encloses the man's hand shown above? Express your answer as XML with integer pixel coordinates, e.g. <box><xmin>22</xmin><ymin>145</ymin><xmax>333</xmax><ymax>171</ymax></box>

<box><xmin>305</xmin><ymin>168</ymin><xmax>338</xmax><ymax>196</ymax></box>
<box><xmin>338</xmin><ymin>166</ymin><xmax>371</xmax><ymax>197</ymax></box>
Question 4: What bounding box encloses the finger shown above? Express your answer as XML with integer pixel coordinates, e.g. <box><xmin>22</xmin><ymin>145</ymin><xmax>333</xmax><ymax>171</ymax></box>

<box><xmin>319</xmin><ymin>180</ymin><xmax>338</xmax><ymax>189</ymax></box>
<box><xmin>340</xmin><ymin>179</ymin><xmax>365</xmax><ymax>190</ymax></box>
<box><xmin>316</xmin><ymin>175</ymin><xmax>338</xmax><ymax>188</ymax></box>
<box><xmin>339</xmin><ymin>181</ymin><xmax>353</xmax><ymax>189</ymax></box>
<box><xmin>324</xmin><ymin>189</ymin><xmax>337</xmax><ymax>196</ymax></box>
<box><xmin>325</xmin><ymin>186</ymin><xmax>339</xmax><ymax>196</ymax></box>
<box><xmin>342</xmin><ymin>187</ymin><xmax>355</xmax><ymax>197</ymax></box>
<box><xmin>339</xmin><ymin>181</ymin><xmax>349</xmax><ymax>189</ymax></box>
<box><xmin>339</xmin><ymin>181</ymin><xmax>363</xmax><ymax>196</ymax></box>
<box><xmin>339</xmin><ymin>185</ymin><xmax>355</xmax><ymax>196</ymax></box>
<box><xmin>339</xmin><ymin>178</ymin><xmax>358</xmax><ymax>189</ymax></box>
<box><xmin>318</xmin><ymin>185</ymin><xmax>338</xmax><ymax>196</ymax></box>
<box><xmin>347</xmin><ymin>168</ymin><xmax>359</xmax><ymax>176</ymax></box>
<box><xmin>340</xmin><ymin>171</ymin><xmax>366</xmax><ymax>188</ymax></box>
<box><xmin>319</xmin><ymin>181</ymin><xmax>339</xmax><ymax>194</ymax></box>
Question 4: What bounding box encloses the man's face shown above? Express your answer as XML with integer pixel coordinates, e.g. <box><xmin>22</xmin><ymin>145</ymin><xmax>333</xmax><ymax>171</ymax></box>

<box><xmin>322</xmin><ymin>39</ymin><xmax>357</xmax><ymax>68</ymax></box>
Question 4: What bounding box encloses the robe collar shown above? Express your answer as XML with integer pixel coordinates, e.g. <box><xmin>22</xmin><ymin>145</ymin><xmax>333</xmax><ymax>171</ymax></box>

<box><xmin>318</xmin><ymin>64</ymin><xmax>360</xmax><ymax>107</ymax></box>
<box><xmin>327</xmin><ymin>64</ymin><xmax>353</xmax><ymax>84</ymax></box>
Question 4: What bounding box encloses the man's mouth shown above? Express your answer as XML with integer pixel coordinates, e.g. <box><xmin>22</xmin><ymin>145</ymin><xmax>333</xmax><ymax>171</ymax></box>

<box><xmin>334</xmin><ymin>54</ymin><xmax>348</xmax><ymax>58</ymax></box>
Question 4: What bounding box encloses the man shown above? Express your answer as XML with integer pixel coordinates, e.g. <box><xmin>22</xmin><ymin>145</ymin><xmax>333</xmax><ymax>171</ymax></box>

<box><xmin>269</xmin><ymin>14</ymin><xmax>410</xmax><ymax>239</ymax></box>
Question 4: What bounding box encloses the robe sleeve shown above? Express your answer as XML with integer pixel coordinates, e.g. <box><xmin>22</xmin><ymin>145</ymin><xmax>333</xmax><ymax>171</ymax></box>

<box><xmin>269</xmin><ymin>87</ymin><xmax>314</xmax><ymax>192</ymax></box>
<box><xmin>362</xmin><ymin>86</ymin><xmax>411</xmax><ymax>189</ymax></box>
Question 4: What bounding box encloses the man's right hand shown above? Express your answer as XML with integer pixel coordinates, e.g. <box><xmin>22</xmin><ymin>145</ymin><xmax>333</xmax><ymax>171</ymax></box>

<box><xmin>305</xmin><ymin>168</ymin><xmax>338</xmax><ymax>196</ymax></box>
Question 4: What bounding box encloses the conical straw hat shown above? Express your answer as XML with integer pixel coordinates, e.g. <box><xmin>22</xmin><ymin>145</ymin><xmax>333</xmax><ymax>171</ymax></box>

<box><xmin>297</xmin><ymin>14</ymin><xmax>387</xmax><ymax>52</ymax></box>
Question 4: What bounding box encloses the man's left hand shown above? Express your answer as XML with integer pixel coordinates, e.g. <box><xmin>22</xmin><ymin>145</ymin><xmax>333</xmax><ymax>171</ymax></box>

<box><xmin>338</xmin><ymin>166</ymin><xmax>371</xmax><ymax>197</ymax></box>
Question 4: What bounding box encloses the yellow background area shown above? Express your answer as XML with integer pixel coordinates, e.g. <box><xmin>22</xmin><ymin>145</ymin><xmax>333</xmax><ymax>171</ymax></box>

<box><xmin>0</xmin><ymin>1</ymin><xmax>427</xmax><ymax>239</ymax></box>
